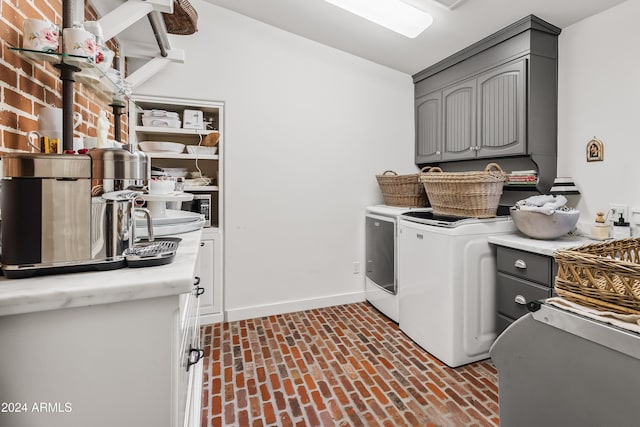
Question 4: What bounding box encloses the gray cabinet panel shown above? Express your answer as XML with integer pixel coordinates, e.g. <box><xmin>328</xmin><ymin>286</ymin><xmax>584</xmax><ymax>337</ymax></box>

<box><xmin>497</xmin><ymin>272</ymin><xmax>552</xmax><ymax>319</ymax></box>
<box><xmin>415</xmin><ymin>92</ymin><xmax>441</xmax><ymax>163</ymax></box>
<box><xmin>496</xmin><ymin>312</ymin><xmax>514</xmax><ymax>335</ymax></box>
<box><xmin>496</xmin><ymin>246</ymin><xmax>551</xmax><ymax>286</ymax></box>
<box><xmin>442</xmin><ymin>79</ymin><xmax>476</xmax><ymax>161</ymax></box>
<box><xmin>477</xmin><ymin>58</ymin><xmax>526</xmax><ymax>157</ymax></box>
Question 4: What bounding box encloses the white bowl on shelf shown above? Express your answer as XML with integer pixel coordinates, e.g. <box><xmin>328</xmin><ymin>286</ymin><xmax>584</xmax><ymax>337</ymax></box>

<box><xmin>186</xmin><ymin>145</ymin><xmax>217</xmax><ymax>155</ymax></box>
<box><xmin>138</xmin><ymin>141</ymin><xmax>185</xmax><ymax>153</ymax></box>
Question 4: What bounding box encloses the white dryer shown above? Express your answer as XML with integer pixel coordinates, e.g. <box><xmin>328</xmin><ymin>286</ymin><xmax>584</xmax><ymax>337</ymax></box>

<box><xmin>365</xmin><ymin>205</ymin><xmax>430</xmax><ymax>322</ymax></box>
<box><xmin>397</xmin><ymin>208</ymin><xmax>515</xmax><ymax>367</ymax></box>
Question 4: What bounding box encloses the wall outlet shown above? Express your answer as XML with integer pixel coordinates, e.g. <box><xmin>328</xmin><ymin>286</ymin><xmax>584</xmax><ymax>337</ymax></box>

<box><xmin>352</xmin><ymin>262</ymin><xmax>360</xmax><ymax>274</ymax></box>
<box><xmin>609</xmin><ymin>204</ymin><xmax>628</xmax><ymax>223</ymax></box>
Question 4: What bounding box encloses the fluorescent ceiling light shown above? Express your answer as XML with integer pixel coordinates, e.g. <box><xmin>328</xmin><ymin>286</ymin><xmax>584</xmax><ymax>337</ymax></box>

<box><xmin>324</xmin><ymin>0</ymin><xmax>433</xmax><ymax>38</ymax></box>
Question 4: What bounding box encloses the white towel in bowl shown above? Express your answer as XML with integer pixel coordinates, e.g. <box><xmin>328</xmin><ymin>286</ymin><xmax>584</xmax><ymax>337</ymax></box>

<box><xmin>516</xmin><ymin>195</ymin><xmax>568</xmax><ymax>215</ymax></box>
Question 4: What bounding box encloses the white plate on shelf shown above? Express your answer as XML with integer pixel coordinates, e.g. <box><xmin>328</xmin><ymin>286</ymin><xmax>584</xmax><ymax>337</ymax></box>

<box><xmin>139</xmin><ymin>141</ymin><xmax>185</xmax><ymax>153</ymax></box>
<box><xmin>135</xmin><ymin>209</ymin><xmax>203</xmax><ymax>226</ymax></box>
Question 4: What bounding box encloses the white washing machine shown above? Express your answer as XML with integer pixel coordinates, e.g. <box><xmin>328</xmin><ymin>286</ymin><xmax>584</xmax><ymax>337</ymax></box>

<box><xmin>397</xmin><ymin>208</ymin><xmax>516</xmax><ymax>367</ymax></box>
<box><xmin>365</xmin><ymin>205</ymin><xmax>430</xmax><ymax>322</ymax></box>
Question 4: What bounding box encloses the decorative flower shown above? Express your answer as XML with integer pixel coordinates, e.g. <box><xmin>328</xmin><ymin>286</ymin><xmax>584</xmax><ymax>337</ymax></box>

<box><xmin>95</xmin><ymin>48</ymin><xmax>105</xmax><ymax>64</ymax></box>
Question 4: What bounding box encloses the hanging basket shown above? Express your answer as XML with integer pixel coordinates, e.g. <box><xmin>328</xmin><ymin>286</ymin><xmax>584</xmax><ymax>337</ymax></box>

<box><xmin>162</xmin><ymin>0</ymin><xmax>198</xmax><ymax>35</ymax></box>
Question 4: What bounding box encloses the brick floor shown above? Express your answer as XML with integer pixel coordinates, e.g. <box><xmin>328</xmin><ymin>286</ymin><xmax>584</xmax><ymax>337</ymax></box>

<box><xmin>200</xmin><ymin>302</ymin><xmax>499</xmax><ymax>427</ymax></box>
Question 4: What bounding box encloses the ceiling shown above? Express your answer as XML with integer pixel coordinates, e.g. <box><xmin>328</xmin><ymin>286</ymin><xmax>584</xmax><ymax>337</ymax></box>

<box><xmin>202</xmin><ymin>0</ymin><xmax>627</xmax><ymax>75</ymax></box>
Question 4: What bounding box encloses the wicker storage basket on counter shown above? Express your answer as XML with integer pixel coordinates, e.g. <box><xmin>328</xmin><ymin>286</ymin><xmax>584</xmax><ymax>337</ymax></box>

<box><xmin>375</xmin><ymin>167</ymin><xmax>431</xmax><ymax>207</ymax></box>
<box><xmin>419</xmin><ymin>163</ymin><xmax>505</xmax><ymax>218</ymax></box>
<box><xmin>554</xmin><ymin>238</ymin><xmax>640</xmax><ymax>314</ymax></box>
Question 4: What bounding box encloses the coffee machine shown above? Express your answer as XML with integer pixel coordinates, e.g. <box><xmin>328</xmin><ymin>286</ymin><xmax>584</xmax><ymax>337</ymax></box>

<box><xmin>0</xmin><ymin>148</ymin><xmax>150</xmax><ymax>278</ymax></box>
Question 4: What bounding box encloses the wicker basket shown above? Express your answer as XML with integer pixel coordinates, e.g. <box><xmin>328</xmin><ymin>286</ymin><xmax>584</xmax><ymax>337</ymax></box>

<box><xmin>419</xmin><ymin>163</ymin><xmax>505</xmax><ymax>218</ymax></box>
<box><xmin>375</xmin><ymin>167</ymin><xmax>431</xmax><ymax>207</ymax></box>
<box><xmin>554</xmin><ymin>238</ymin><xmax>640</xmax><ymax>315</ymax></box>
<box><xmin>162</xmin><ymin>0</ymin><xmax>198</xmax><ymax>35</ymax></box>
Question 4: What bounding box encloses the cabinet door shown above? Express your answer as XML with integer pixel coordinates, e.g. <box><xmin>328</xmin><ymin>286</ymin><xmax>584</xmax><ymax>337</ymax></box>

<box><xmin>442</xmin><ymin>78</ymin><xmax>476</xmax><ymax>161</ymax></box>
<box><xmin>476</xmin><ymin>58</ymin><xmax>527</xmax><ymax>157</ymax></box>
<box><xmin>195</xmin><ymin>239</ymin><xmax>216</xmax><ymax>316</ymax></box>
<box><xmin>415</xmin><ymin>91</ymin><xmax>442</xmax><ymax>164</ymax></box>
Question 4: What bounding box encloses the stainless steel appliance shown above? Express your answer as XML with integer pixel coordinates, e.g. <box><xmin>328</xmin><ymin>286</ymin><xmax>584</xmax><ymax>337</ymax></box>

<box><xmin>1</xmin><ymin>149</ymin><xmax>150</xmax><ymax>278</ymax></box>
<box><xmin>491</xmin><ymin>302</ymin><xmax>640</xmax><ymax>427</ymax></box>
<box><xmin>397</xmin><ymin>207</ymin><xmax>515</xmax><ymax>367</ymax></box>
<box><xmin>182</xmin><ymin>193</ymin><xmax>211</xmax><ymax>227</ymax></box>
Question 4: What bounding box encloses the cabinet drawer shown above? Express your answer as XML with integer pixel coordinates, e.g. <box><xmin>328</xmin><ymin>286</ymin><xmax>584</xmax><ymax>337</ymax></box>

<box><xmin>497</xmin><ymin>272</ymin><xmax>552</xmax><ymax>320</ymax></box>
<box><xmin>497</xmin><ymin>246</ymin><xmax>551</xmax><ymax>285</ymax></box>
<box><xmin>496</xmin><ymin>313</ymin><xmax>514</xmax><ymax>336</ymax></box>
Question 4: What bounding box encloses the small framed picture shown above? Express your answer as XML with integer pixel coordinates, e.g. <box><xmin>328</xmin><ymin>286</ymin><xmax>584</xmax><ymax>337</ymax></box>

<box><xmin>586</xmin><ymin>137</ymin><xmax>604</xmax><ymax>162</ymax></box>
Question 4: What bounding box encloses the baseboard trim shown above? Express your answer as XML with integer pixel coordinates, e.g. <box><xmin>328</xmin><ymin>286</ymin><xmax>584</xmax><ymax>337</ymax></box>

<box><xmin>200</xmin><ymin>312</ymin><xmax>224</xmax><ymax>325</ymax></box>
<box><xmin>225</xmin><ymin>291</ymin><xmax>366</xmax><ymax>322</ymax></box>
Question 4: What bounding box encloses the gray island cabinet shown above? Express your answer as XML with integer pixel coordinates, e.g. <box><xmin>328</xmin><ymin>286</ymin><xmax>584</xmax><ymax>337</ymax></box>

<box><xmin>414</xmin><ymin>15</ymin><xmax>560</xmax><ymax>192</ymax></box>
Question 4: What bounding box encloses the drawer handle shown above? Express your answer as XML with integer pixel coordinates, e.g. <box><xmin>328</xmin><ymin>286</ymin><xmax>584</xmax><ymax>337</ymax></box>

<box><xmin>514</xmin><ymin>295</ymin><xmax>527</xmax><ymax>305</ymax></box>
<box><xmin>416</xmin><ymin>234</ymin><xmax>423</xmax><ymax>239</ymax></box>
<box><xmin>187</xmin><ymin>347</ymin><xmax>205</xmax><ymax>371</ymax></box>
<box><xmin>514</xmin><ymin>259</ymin><xmax>527</xmax><ymax>269</ymax></box>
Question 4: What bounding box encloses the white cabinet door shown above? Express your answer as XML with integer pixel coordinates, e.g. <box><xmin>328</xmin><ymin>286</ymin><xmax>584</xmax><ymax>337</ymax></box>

<box><xmin>196</xmin><ymin>233</ymin><xmax>223</xmax><ymax>324</ymax></box>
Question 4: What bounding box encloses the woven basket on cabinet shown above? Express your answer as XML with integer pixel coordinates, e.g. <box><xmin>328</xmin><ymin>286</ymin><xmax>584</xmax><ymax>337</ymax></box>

<box><xmin>554</xmin><ymin>238</ymin><xmax>640</xmax><ymax>315</ymax></box>
<box><xmin>419</xmin><ymin>163</ymin><xmax>505</xmax><ymax>218</ymax></box>
<box><xmin>375</xmin><ymin>167</ymin><xmax>431</xmax><ymax>208</ymax></box>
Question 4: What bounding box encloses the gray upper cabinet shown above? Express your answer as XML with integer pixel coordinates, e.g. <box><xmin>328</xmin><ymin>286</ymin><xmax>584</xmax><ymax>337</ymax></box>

<box><xmin>415</xmin><ymin>91</ymin><xmax>441</xmax><ymax>163</ymax></box>
<box><xmin>412</xmin><ymin>15</ymin><xmax>560</xmax><ymax>192</ymax></box>
<box><xmin>476</xmin><ymin>58</ymin><xmax>526</xmax><ymax>158</ymax></box>
<box><xmin>442</xmin><ymin>78</ymin><xmax>476</xmax><ymax>161</ymax></box>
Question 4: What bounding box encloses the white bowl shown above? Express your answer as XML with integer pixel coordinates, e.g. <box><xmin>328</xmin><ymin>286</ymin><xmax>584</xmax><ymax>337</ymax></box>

<box><xmin>186</xmin><ymin>145</ymin><xmax>217</xmax><ymax>155</ymax></box>
<box><xmin>148</xmin><ymin>179</ymin><xmax>175</xmax><ymax>195</ymax></box>
<box><xmin>138</xmin><ymin>141</ymin><xmax>185</xmax><ymax>153</ymax></box>
<box><xmin>510</xmin><ymin>207</ymin><xmax>580</xmax><ymax>240</ymax></box>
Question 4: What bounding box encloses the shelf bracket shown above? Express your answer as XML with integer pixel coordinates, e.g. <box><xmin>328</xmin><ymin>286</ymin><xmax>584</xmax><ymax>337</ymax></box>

<box><xmin>99</xmin><ymin>0</ymin><xmax>173</xmax><ymax>41</ymax></box>
<box><xmin>126</xmin><ymin>52</ymin><xmax>184</xmax><ymax>89</ymax></box>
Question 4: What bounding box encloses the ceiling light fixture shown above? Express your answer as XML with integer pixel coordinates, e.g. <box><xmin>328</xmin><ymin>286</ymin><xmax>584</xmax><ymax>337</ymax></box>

<box><xmin>324</xmin><ymin>0</ymin><xmax>433</xmax><ymax>38</ymax></box>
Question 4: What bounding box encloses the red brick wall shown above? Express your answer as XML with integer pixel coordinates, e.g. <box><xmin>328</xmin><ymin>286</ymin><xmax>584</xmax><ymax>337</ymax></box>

<box><xmin>0</xmin><ymin>0</ymin><xmax>127</xmax><ymax>152</ymax></box>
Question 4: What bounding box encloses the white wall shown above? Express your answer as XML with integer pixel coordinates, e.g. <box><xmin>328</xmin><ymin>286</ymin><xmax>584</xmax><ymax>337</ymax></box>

<box><xmin>558</xmin><ymin>0</ymin><xmax>640</xmax><ymax>232</ymax></box>
<box><xmin>134</xmin><ymin>1</ymin><xmax>416</xmax><ymax>320</ymax></box>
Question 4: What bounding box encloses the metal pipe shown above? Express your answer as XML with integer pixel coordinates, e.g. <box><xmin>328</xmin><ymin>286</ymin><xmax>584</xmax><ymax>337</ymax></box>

<box><xmin>147</xmin><ymin>14</ymin><xmax>168</xmax><ymax>58</ymax></box>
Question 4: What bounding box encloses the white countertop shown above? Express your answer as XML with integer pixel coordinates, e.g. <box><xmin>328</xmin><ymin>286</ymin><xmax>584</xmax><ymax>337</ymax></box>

<box><xmin>0</xmin><ymin>229</ymin><xmax>202</xmax><ymax>317</ymax></box>
<box><xmin>488</xmin><ymin>232</ymin><xmax>597</xmax><ymax>256</ymax></box>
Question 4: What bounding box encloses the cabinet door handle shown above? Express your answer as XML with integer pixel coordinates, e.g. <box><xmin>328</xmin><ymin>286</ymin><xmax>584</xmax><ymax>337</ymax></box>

<box><xmin>435</xmin><ymin>150</ymin><xmax>441</xmax><ymax>155</ymax></box>
<box><xmin>200</xmin><ymin>242</ymin><xmax>205</xmax><ymax>247</ymax></box>
<box><xmin>196</xmin><ymin>286</ymin><xmax>205</xmax><ymax>297</ymax></box>
<box><xmin>469</xmin><ymin>147</ymin><xmax>475</xmax><ymax>152</ymax></box>
<box><xmin>194</xmin><ymin>276</ymin><xmax>201</xmax><ymax>286</ymax></box>
<box><xmin>514</xmin><ymin>295</ymin><xmax>527</xmax><ymax>305</ymax></box>
<box><xmin>514</xmin><ymin>259</ymin><xmax>527</xmax><ymax>269</ymax></box>
<box><xmin>187</xmin><ymin>347</ymin><xmax>205</xmax><ymax>371</ymax></box>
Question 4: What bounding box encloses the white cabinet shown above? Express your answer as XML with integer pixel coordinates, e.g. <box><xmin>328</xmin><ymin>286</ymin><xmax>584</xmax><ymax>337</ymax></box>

<box><xmin>196</xmin><ymin>228</ymin><xmax>223</xmax><ymax>324</ymax></box>
<box><xmin>130</xmin><ymin>96</ymin><xmax>224</xmax><ymax>324</ymax></box>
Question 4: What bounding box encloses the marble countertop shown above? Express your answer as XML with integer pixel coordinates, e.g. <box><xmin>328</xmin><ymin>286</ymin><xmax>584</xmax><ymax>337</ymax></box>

<box><xmin>488</xmin><ymin>232</ymin><xmax>598</xmax><ymax>256</ymax></box>
<box><xmin>0</xmin><ymin>229</ymin><xmax>202</xmax><ymax>317</ymax></box>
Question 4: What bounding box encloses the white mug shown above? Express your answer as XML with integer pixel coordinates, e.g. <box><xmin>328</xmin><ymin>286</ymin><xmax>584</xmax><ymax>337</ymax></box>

<box><xmin>73</xmin><ymin>137</ymin><xmax>84</xmax><ymax>151</ymax></box>
<box><xmin>95</xmin><ymin>45</ymin><xmax>115</xmax><ymax>73</ymax></box>
<box><xmin>38</xmin><ymin>107</ymin><xmax>82</xmax><ymax>132</ymax></box>
<box><xmin>23</xmin><ymin>19</ymin><xmax>59</xmax><ymax>52</ymax></box>
<box><xmin>62</xmin><ymin>27</ymin><xmax>96</xmax><ymax>61</ymax></box>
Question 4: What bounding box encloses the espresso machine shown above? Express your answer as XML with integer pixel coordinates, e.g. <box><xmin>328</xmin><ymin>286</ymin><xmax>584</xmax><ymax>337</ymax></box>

<box><xmin>0</xmin><ymin>148</ymin><xmax>151</xmax><ymax>278</ymax></box>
